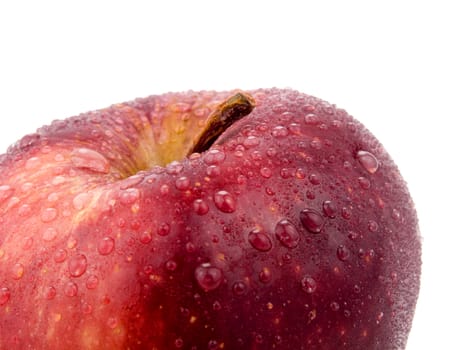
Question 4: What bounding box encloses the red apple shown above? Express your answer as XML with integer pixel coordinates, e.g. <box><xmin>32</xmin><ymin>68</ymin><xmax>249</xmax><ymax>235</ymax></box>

<box><xmin>0</xmin><ymin>89</ymin><xmax>421</xmax><ymax>349</ymax></box>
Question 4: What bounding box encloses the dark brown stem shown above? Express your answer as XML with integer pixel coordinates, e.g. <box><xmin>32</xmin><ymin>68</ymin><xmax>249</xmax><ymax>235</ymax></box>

<box><xmin>190</xmin><ymin>92</ymin><xmax>256</xmax><ymax>154</ymax></box>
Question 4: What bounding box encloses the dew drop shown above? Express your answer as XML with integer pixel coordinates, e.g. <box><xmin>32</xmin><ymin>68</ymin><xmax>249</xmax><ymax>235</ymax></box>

<box><xmin>65</xmin><ymin>281</ymin><xmax>78</xmax><ymax>297</ymax></box>
<box><xmin>157</xmin><ymin>222</ymin><xmax>171</xmax><ymax>236</ymax></box>
<box><xmin>71</xmin><ymin>148</ymin><xmax>110</xmax><ymax>173</ymax></box>
<box><xmin>17</xmin><ymin>204</ymin><xmax>32</xmax><ymax>217</ymax></box>
<box><xmin>300</xmin><ymin>209</ymin><xmax>324</xmax><ymax>233</ymax></box>
<box><xmin>259</xmin><ymin>267</ymin><xmax>272</xmax><ymax>283</ymax></box>
<box><xmin>330</xmin><ymin>301</ymin><xmax>340</xmax><ymax>311</ymax></box>
<box><xmin>22</xmin><ymin>236</ymin><xmax>33</xmax><ymax>250</ymax></box>
<box><xmin>391</xmin><ymin>208</ymin><xmax>401</xmax><ymax>221</ymax></box>
<box><xmin>42</xmin><ymin>227</ymin><xmax>58</xmax><ymax>242</ymax></box>
<box><xmin>11</xmin><ymin>263</ymin><xmax>25</xmax><ymax>280</ymax></box>
<box><xmin>358</xmin><ymin>177</ymin><xmax>371</xmax><ymax>189</ymax></box>
<box><xmin>0</xmin><ymin>185</ymin><xmax>14</xmax><ymax>203</ymax></box>
<box><xmin>174</xmin><ymin>338</ymin><xmax>184</xmax><ymax>348</ymax></box>
<box><xmin>341</xmin><ymin>207</ymin><xmax>352</xmax><ymax>220</ymax></box>
<box><xmin>304</xmin><ymin>113</ymin><xmax>318</xmax><ymax>124</ymax></box>
<box><xmin>194</xmin><ymin>263</ymin><xmax>223</xmax><ymax>292</ymax></box>
<box><xmin>175</xmin><ymin>176</ymin><xmax>190</xmax><ymax>191</ymax></box>
<box><xmin>301</xmin><ymin>276</ymin><xmax>317</xmax><ymax>294</ymax></box>
<box><xmin>206</xmin><ymin>165</ymin><xmax>221</xmax><ymax>177</ymax></box>
<box><xmin>337</xmin><ymin>245</ymin><xmax>350</xmax><ymax>261</ymax></box>
<box><xmin>119</xmin><ymin>188</ymin><xmax>140</xmax><ymax>205</ymax></box>
<box><xmin>357</xmin><ymin>150</ymin><xmax>379</xmax><ymax>174</ymax></box>
<box><xmin>107</xmin><ymin>316</ymin><xmax>118</xmax><ymax>329</ymax></box>
<box><xmin>271</xmin><ymin>125</ymin><xmax>288</xmax><ymax>138</ymax></box>
<box><xmin>275</xmin><ymin>219</ymin><xmax>300</xmax><ymax>248</ymax></box>
<box><xmin>166</xmin><ymin>161</ymin><xmax>184</xmax><ymax>175</ymax></box>
<box><xmin>214</xmin><ymin>190</ymin><xmax>236</xmax><ymax>213</ymax></box>
<box><xmin>248</xmin><ymin>228</ymin><xmax>273</xmax><ymax>252</ymax></box>
<box><xmin>243</xmin><ymin>136</ymin><xmax>261</xmax><ymax>148</ymax></box>
<box><xmin>139</xmin><ymin>231</ymin><xmax>152</xmax><ymax>244</ymax></box>
<box><xmin>260</xmin><ymin>167</ymin><xmax>272</xmax><ymax>178</ymax></box>
<box><xmin>98</xmin><ymin>237</ymin><xmax>115</xmax><ymax>255</ymax></box>
<box><xmin>25</xmin><ymin>156</ymin><xmax>41</xmax><ymax>170</ymax></box>
<box><xmin>86</xmin><ymin>275</ymin><xmax>99</xmax><ymax>289</ymax></box>
<box><xmin>54</xmin><ymin>249</ymin><xmax>68</xmax><ymax>263</ymax></box>
<box><xmin>165</xmin><ymin>259</ymin><xmax>178</xmax><ymax>271</ymax></box>
<box><xmin>368</xmin><ymin>220</ymin><xmax>379</xmax><ymax>232</ymax></box>
<box><xmin>68</xmin><ymin>254</ymin><xmax>88</xmax><ymax>277</ymax></box>
<box><xmin>193</xmin><ymin>199</ymin><xmax>209</xmax><ymax>215</ymax></box>
<box><xmin>322</xmin><ymin>200</ymin><xmax>337</xmax><ymax>218</ymax></box>
<box><xmin>45</xmin><ymin>286</ymin><xmax>56</xmax><ymax>300</ymax></box>
<box><xmin>232</xmin><ymin>281</ymin><xmax>247</xmax><ymax>296</ymax></box>
<box><xmin>40</xmin><ymin>207</ymin><xmax>58</xmax><ymax>223</ymax></box>
<box><xmin>0</xmin><ymin>287</ymin><xmax>11</xmax><ymax>306</ymax></box>
<box><xmin>309</xmin><ymin>174</ymin><xmax>321</xmax><ymax>185</ymax></box>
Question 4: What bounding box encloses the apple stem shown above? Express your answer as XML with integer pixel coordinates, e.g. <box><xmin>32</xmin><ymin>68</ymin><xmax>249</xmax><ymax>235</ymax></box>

<box><xmin>190</xmin><ymin>92</ymin><xmax>256</xmax><ymax>154</ymax></box>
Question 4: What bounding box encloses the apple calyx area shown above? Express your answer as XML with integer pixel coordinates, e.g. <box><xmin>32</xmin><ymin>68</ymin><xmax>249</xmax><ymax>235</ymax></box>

<box><xmin>189</xmin><ymin>92</ymin><xmax>256</xmax><ymax>155</ymax></box>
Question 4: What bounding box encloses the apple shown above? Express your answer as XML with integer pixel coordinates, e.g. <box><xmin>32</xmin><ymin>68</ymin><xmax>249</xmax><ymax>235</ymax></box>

<box><xmin>0</xmin><ymin>89</ymin><xmax>421</xmax><ymax>349</ymax></box>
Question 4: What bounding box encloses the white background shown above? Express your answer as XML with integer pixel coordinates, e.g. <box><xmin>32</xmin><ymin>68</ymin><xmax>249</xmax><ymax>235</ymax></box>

<box><xmin>1</xmin><ymin>2</ymin><xmax>465</xmax><ymax>349</ymax></box>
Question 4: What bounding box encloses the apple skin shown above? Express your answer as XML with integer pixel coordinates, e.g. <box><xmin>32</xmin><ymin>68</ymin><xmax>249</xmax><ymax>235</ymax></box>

<box><xmin>0</xmin><ymin>89</ymin><xmax>421</xmax><ymax>349</ymax></box>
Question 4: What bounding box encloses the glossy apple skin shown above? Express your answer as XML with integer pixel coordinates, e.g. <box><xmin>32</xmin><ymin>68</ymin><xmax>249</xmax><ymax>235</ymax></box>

<box><xmin>0</xmin><ymin>89</ymin><xmax>420</xmax><ymax>349</ymax></box>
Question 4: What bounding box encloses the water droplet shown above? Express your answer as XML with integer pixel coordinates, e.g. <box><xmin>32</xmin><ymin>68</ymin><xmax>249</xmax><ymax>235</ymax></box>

<box><xmin>0</xmin><ymin>185</ymin><xmax>14</xmax><ymax>203</ymax></box>
<box><xmin>260</xmin><ymin>167</ymin><xmax>272</xmax><ymax>178</ymax></box>
<box><xmin>11</xmin><ymin>263</ymin><xmax>24</xmax><ymax>280</ymax></box>
<box><xmin>68</xmin><ymin>254</ymin><xmax>87</xmax><ymax>277</ymax></box>
<box><xmin>243</xmin><ymin>136</ymin><xmax>261</xmax><ymax>148</ymax></box>
<box><xmin>309</xmin><ymin>174</ymin><xmax>321</xmax><ymax>185</ymax></box>
<box><xmin>295</xmin><ymin>168</ymin><xmax>306</xmax><ymax>179</ymax></box>
<box><xmin>208</xmin><ymin>340</ymin><xmax>219</xmax><ymax>350</ymax></box>
<box><xmin>65</xmin><ymin>281</ymin><xmax>78</xmax><ymax>297</ymax></box>
<box><xmin>193</xmin><ymin>199</ymin><xmax>209</xmax><ymax>215</ymax></box>
<box><xmin>288</xmin><ymin>122</ymin><xmax>301</xmax><ymax>134</ymax></box>
<box><xmin>157</xmin><ymin>222</ymin><xmax>171</xmax><ymax>236</ymax></box>
<box><xmin>139</xmin><ymin>231</ymin><xmax>152</xmax><ymax>244</ymax></box>
<box><xmin>300</xmin><ymin>209</ymin><xmax>324</xmax><ymax>233</ymax></box>
<box><xmin>341</xmin><ymin>207</ymin><xmax>352</xmax><ymax>220</ymax></box>
<box><xmin>358</xmin><ymin>176</ymin><xmax>371</xmax><ymax>189</ymax></box>
<box><xmin>248</xmin><ymin>228</ymin><xmax>273</xmax><ymax>252</ymax></box>
<box><xmin>160</xmin><ymin>184</ymin><xmax>169</xmax><ymax>195</ymax></box>
<box><xmin>71</xmin><ymin>148</ymin><xmax>110</xmax><ymax>173</ymax></box>
<box><xmin>119</xmin><ymin>188</ymin><xmax>140</xmax><ymax>205</ymax></box>
<box><xmin>391</xmin><ymin>208</ymin><xmax>401</xmax><ymax>221</ymax></box>
<box><xmin>107</xmin><ymin>316</ymin><xmax>118</xmax><ymax>329</ymax></box>
<box><xmin>213</xmin><ymin>300</ymin><xmax>222</xmax><ymax>311</ymax></box>
<box><xmin>98</xmin><ymin>237</ymin><xmax>115</xmax><ymax>255</ymax></box>
<box><xmin>368</xmin><ymin>220</ymin><xmax>379</xmax><ymax>232</ymax></box>
<box><xmin>41</xmin><ymin>207</ymin><xmax>58</xmax><ymax>223</ymax></box>
<box><xmin>166</xmin><ymin>161</ymin><xmax>184</xmax><ymax>175</ymax></box>
<box><xmin>42</xmin><ymin>227</ymin><xmax>58</xmax><ymax>242</ymax></box>
<box><xmin>54</xmin><ymin>249</ymin><xmax>67</xmax><ymax>263</ymax></box>
<box><xmin>214</xmin><ymin>190</ymin><xmax>236</xmax><ymax>213</ymax></box>
<box><xmin>259</xmin><ymin>267</ymin><xmax>272</xmax><ymax>283</ymax></box>
<box><xmin>275</xmin><ymin>219</ymin><xmax>300</xmax><ymax>248</ymax></box>
<box><xmin>175</xmin><ymin>176</ymin><xmax>190</xmax><ymax>191</ymax></box>
<box><xmin>194</xmin><ymin>263</ymin><xmax>223</xmax><ymax>292</ymax></box>
<box><xmin>174</xmin><ymin>338</ymin><xmax>184</xmax><ymax>348</ymax></box>
<box><xmin>330</xmin><ymin>301</ymin><xmax>340</xmax><ymax>311</ymax></box>
<box><xmin>25</xmin><ymin>156</ymin><xmax>41</xmax><ymax>170</ymax></box>
<box><xmin>165</xmin><ymin>259</ymin><xmax>177</xmax><ymax>271</ymax></box>
<box><xmin>18</xmin><ymin>204</ymin><xmax>32</xmax><ymax>217</ymax></box>
<box><xmin>271</xmin><ymin>125</ymin><xmax>288</xmax><ymax>138</ymax></box>
<box><xmin>357</xmin><ymin>150</ymin><xmax>379</xmax><ymax>174</ymax></box>
<box><xmin>280</xmin><ymin>168</ymin><xmax>291</xmax><ymax>179</ymax></box>
<box><xmin>45</xmin><ymin>286</ymin><xmax>56</xmax><ymax>300</ymax></box>
<box><xmin>337</xmin><ymin>245</ymin><xmax>350</xmax><ymax>261</ymax></box>
<box><xmin>322</xmin><ymin>200</ymin><xmax>337</xmax><ymax>218</ymax></box>
<box><xmin>232</xmin><ymin>281</ymin><xmax>247</xmax><ymax>296</ymax></box>
<box><xmin>85</xmin><ymin>275</ymin><xmax>99</xmax><ymax>290</ymax></box>
<box><xmin>304</xmin><ymin>113</ymin><xmax>318</xmax><ymax>124</ymax></box>
<box><xmin>301</xmin><ymin>276</ymin><xmax>317</xmax><ymax>294</ymax></box>
<box><xmin>0</xmin><ymin>287</ymin><xmax>11</xmax><ymax>305</ymax></box>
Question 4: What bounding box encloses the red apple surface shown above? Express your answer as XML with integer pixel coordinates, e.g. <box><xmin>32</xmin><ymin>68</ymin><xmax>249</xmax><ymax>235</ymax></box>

<box><xmin>0</xmin><ymin>89</ymin><xmax>421</xmax><ymax>349</ymax></box>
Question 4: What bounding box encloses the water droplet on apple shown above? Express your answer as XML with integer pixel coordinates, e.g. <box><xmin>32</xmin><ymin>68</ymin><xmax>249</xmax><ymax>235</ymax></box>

<box><xmin>391</xmin><ymin>208</ymin><xmax>401</xmax><ymax>221</ymax></box>
<box><xmin>68</xmin><ymin>254</ymin><xmax>87</xmax><ymax>277</ymax></box>
<box><xmin>301</xmin><ymin>276</ymin><xmax>317</xmax><ymax>294</ymax></box>
<box><xmin>65</xmin><ymin>281</ymin><xmax>78</xmax><ymax>297</ymax></box>
<box><xmin>45</xmin><ymin>286</ymin><xmax>56</xmax><ymax>300</ymax></box>
<box><xmin>322</xmin><ymin>200</ymin><xmax>337</xmax><ymax>218</ymax></box>
<box><xmin>300</xmin><ymin>209</ymin><xmax>324</xmax><ymax>233</ymax></box>
<box><xmin>330</xmin><ymin>301</ymin><xmax>340</xmax><ymax>311</ymax></box>
<box><xmin>214</xmin><ymin>190</ymin><xmax>236</xmax><ymax>213</ymax></box>
<box><xmin>174</xmin><ymin>338</ymin><xmax>184</xmax><ymax>348</ymax></box>
<box><xmin>272</xmin><ymin>125</ymin><xmax>288</xmax><ymax>138</ymax></box>
<box><xmin>17</xmin><ymin>204</ymin><xmax>32</xmax><ymax>217</ymax></box>
<box><xmin>275</xmin><ymin>219</ymin><xmax>300</xmax><ymax>248</ymax></box>
<box><xmin>42</xmin><ymin>227</ymin><xmax>58</xmax><ymax>242</ymax></box>
<box><xmin>206</xmin><ymin>165</ymin><xmax>221</xmax><ymax>177</ymax></box>
<box><xmin>107</xmin><ymin>316</ymin><xmax>118</xmax><ymax>329</ymax></box>
<box><xmin>166</xmin><ymin>161</ymin><xmax>184</xmax><ymax>175</ymax></box>
<box><xmin>119</xmin><ymin>188</ymin><xmax>140</xmax><ymax>205</ymax></box>
<box><xmin>157</xmin><ymin>222</ymin><xmax>171</xmax><ymax>236</ymax></box>
<box><xmin>260</xmin><ymin>167</ymin><xmax>272</xmax><ymax>178</ymax></box>
<box><xmin>98</xmin><ymin>237</ymin><xmax>115</xmax><ymax>255</ymax></box>
<box><xmin>139</xmin><ymin>231</ymin><xmax>152</xmax><ymax>244</ymax></box>
<box><xmin>213</xmin><ymin>300</ymin><xmax>222</xmax><ymax>311</ymax></box>
<box><xmin>341</xmin><ymin>207</ymin><xmax>352</xmax><ymax>220</ymax></box>
<box><xmin>41</xmin><ymin>207</ymin><xmax>58</xmax><ymax>223</ymax></box>
<box><xmin>25</xmin><ymin>156</ymin><xmax>41</xmax><ymax>170</ymax></box>
<box><xmin>0</xmin><ymin>185</ymin><xmax>14</xmax><ymax>203</ymax></box>
<box><xmin>193</xmin><ymin>198</ymin><xmax>209</xmax><ymax>215</ymax></box>
<box><xmin>165</xmin><ymin>259</ymin><xmax>177</xmax><ymax>271</ymax></box>
<box><xmin>86</xmin><ymin>275</ymin><xmax>99</xmax><ymax>289</ymax></box>
<box><xmin>71</xmin><ymin>148</ymin><xmax>110</xmax><ymax>173</ymax></box>
<box><xmin>309</xmin><ymin>174</ymin><xmax>321</xmax><ymax>185</ymax></box>
<box><xmin>358</xmin><ymin>176</ymin><xmax>371</xmax><ymax>189</ymax></box>
<box><xmin>357</xmin><ymin>150</ymin><xmax>379</xmax><ymax>174</ymax></box>
<box><xmin>0</xmin><ymin>287</ymin><xmax>11</xmax><ymax>305</ymax></box>
<box><xmin>243</xmin><ymin>136</ymin><xmax>261</xmax><ymax>148</ymax></box>
<box><xmin>232</xmin><ymin>281</ymin><xmax>247</xmax><ymax>296</ymax></box>
<box><xmin>248</xmin><ymin>228</ymin><xmax>272</xmax><ymax>252</ymax></box>
<box><xmin>304</xmin><ymin>113</ymin><xmax>318</xmax><ymax>124</ymax></box>
<box><xmin>54</xmin><ymin>249</ymin><xmax>67</xmax><ymax>263</ymax></box>
<box><xmin>11</xmin><ymin>263</ymin><xmax>24</xmax><ymax>280</ymax></box>
<box><xmin>259</xmin><ymin>267</ymin><xmax>272</xmax><ymax>283</ymax></box>
<box><xmin>368</xmin><ymin>220</ymin><xmax>379</xmax><ymax>232</ymax></box>
<box><xmin>175</xmin><ymin>176</ymin><xmax>190</xmax><ymax>191</ymax></box>
<box><xmin>280</xmin><ymin>168</ymin><xmax>291</xmax><ymax>179</ymax></box>
<box><xmin>195</xmin><ymin>263</ymin><xmax>223</xmax><ymax>292</ymax></box>
<box><xmin>337</xmin><ymin>245</ymin><xmax>350</xmax><ymax>261</ymax></box>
